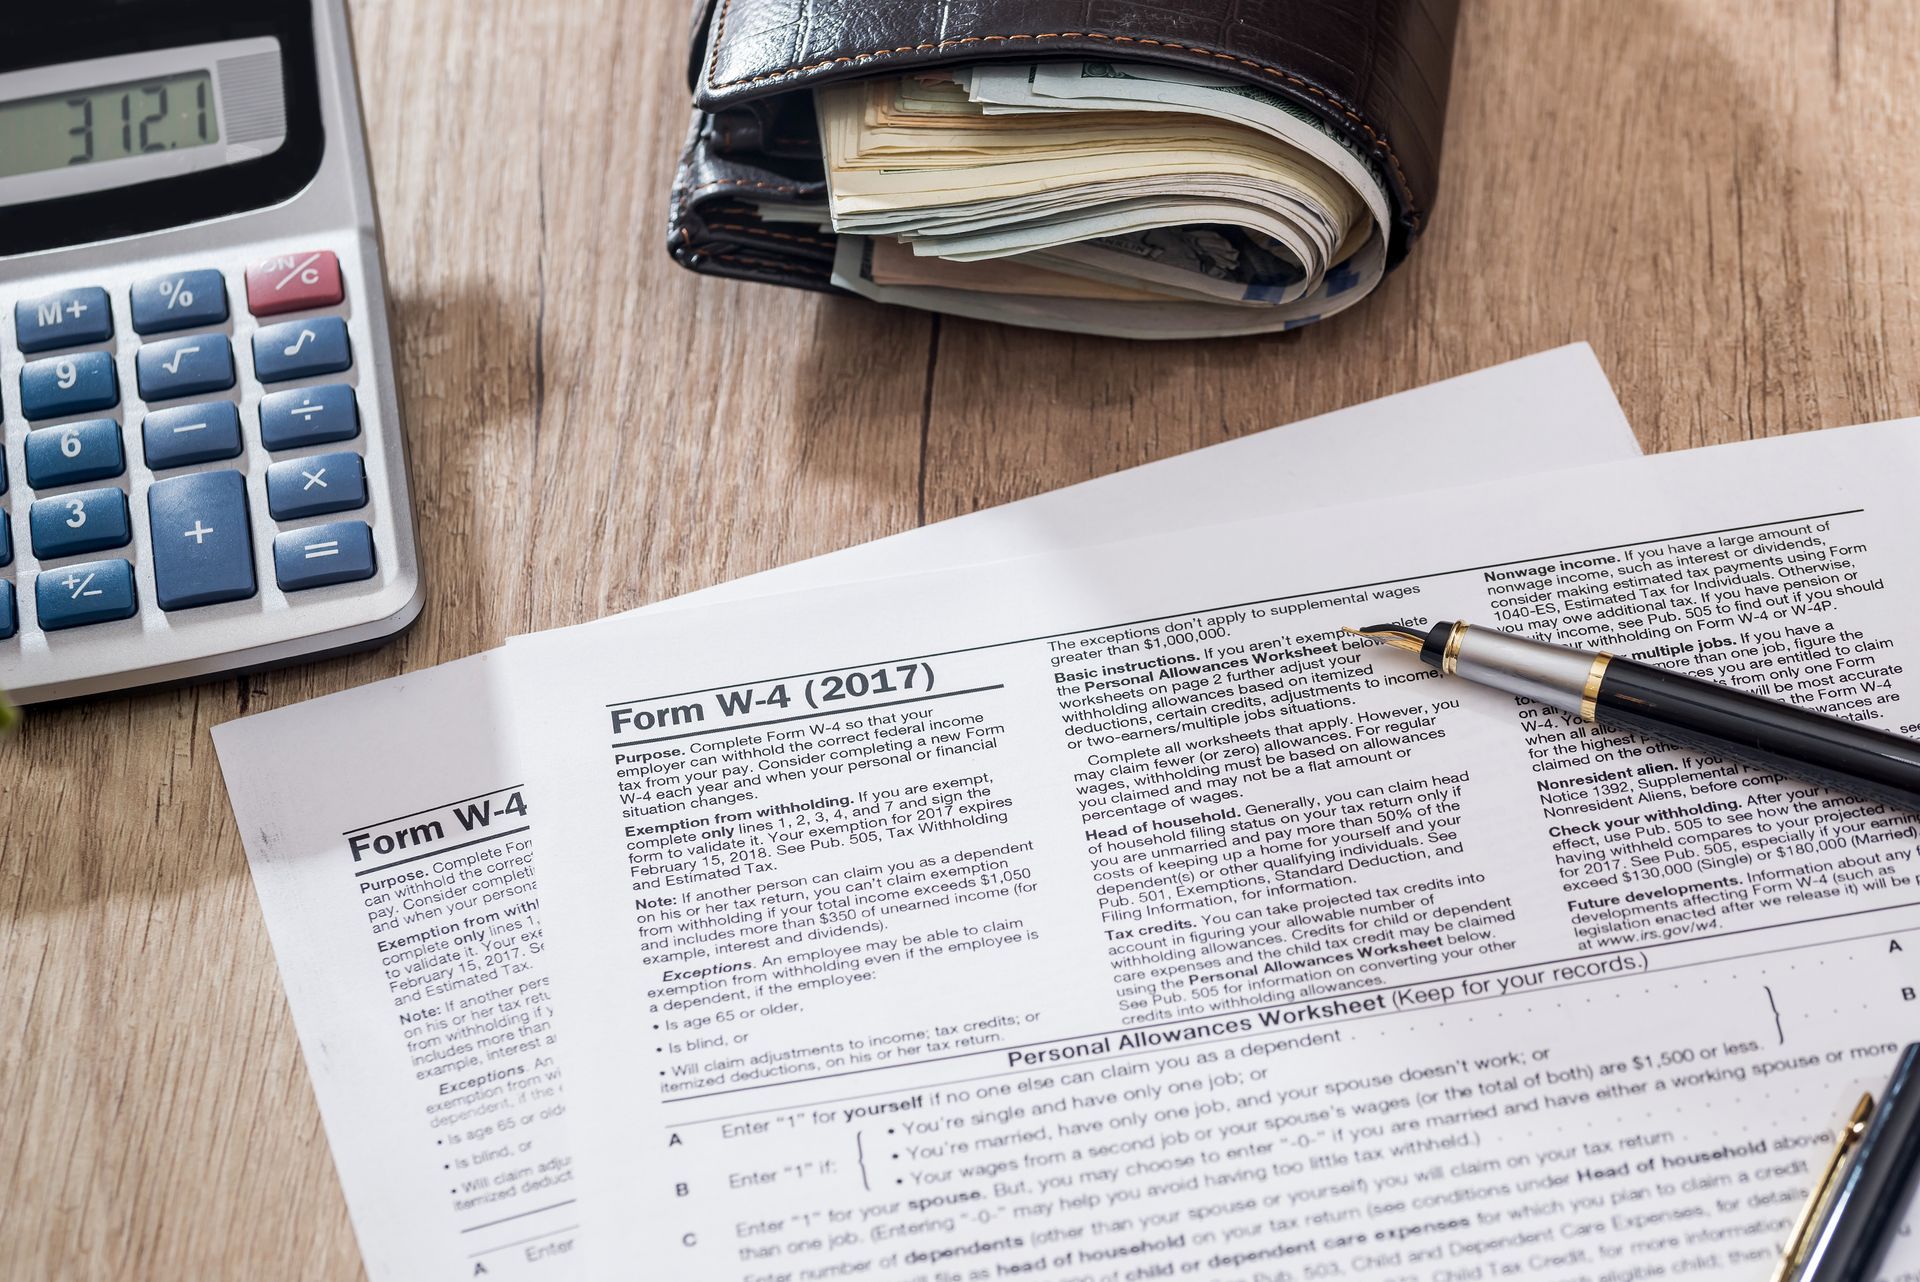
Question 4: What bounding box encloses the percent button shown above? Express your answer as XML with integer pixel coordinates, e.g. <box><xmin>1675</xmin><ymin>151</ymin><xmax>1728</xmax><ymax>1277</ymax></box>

<box><xmin>130</xmin><ymin>269</ymin><xmax>229</xmax><ymax>336</ymax></box>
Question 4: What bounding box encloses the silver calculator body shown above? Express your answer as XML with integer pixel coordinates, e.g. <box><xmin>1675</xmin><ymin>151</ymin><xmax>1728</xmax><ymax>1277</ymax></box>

<box><xmin>0</xmin><ymin>0</ymin><xmax>420</xmax><ymax>704</ymax></box>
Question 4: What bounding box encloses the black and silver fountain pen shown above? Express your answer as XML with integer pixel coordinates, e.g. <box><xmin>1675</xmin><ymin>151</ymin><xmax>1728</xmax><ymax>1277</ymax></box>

<box><xmin>1345</xmin><ymin>620</ymin><xmax>1920</xmax><ymax>814</ymax></box>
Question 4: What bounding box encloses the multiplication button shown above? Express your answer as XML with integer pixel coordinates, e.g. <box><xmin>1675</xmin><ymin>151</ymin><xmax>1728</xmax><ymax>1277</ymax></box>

<box><xmin>268</xmin><ymin>453</ymin><xmax>367</xmax><ymax>520</ymax></box>
<box><xmin>148</xmin><ymin>471</ymin><xmax>257</xmax><ymax>610</ymax></box>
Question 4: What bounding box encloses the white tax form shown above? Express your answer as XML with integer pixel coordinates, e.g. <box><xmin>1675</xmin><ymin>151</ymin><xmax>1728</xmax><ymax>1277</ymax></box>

<box><xmin>510</xmin><ymin>421</ymin><xmax>1920</xmax><ymax>1282</ymax></box>
<box><xmin>213</xmin><ymin>345</ymin><xmax>1638</xmax><ymax>1281</ymax></box>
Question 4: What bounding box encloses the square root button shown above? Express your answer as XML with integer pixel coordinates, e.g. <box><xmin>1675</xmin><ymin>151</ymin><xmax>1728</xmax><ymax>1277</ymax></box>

<box><xmin>148</xmin><ymin>470</ymin><xmax>257</xmax><ymax>609</ymax></box>
<box><xmin>136</xmin><ymin>334</ymin><xmax>236</xmax><ymax>402</ymax></box>
<box><xmin>275</xmin><ymin>521</ymin><xmax>376</xmax><ymax>591</ymax></box>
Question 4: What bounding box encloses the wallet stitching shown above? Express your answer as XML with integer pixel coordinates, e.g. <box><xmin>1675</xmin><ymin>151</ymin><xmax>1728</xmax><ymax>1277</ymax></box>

<box><xmin>708</xmin><ymin>248</ymin><xmax>832</xmax><ymax>277</ymax></box>
<box><xmin>685</xmin><ymin>177</ymin><xmax>811</xmax><ymax>198</ymax></box>
<box><xmin>709</xmin><ymin>221</ymin><xmax>837</xmax><ymax>247</ymax></box>
<box><xmin>702</xmin><ymin>16</ymin><xmax>1420</xmax><ymax>228</ymax></box>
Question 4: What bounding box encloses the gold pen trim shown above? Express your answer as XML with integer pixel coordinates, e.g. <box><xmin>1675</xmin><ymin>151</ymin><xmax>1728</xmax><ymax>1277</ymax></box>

<box><xmin>1578</xmin><ymin>653</ymin><xmax>1613</xmax><ymax>723</ymax></box>
<box><xmin>1770</xmin><ymin>1093</ymin><xmax>1875</xmax><ymax>1282</ymax></box>
<box><xmin>1440</xmin><ymin>622</ymin><xmax>1469</xmax><ymax>676</ymax></box>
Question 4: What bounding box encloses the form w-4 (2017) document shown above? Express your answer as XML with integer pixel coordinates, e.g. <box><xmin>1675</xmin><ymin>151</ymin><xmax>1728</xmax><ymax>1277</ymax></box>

<box><xmin>212</xmin><ymin>345</ymin><xmax>1634</xmax><ymax>1281</ymax></box>
<box><xmin>510</xmin><ymin>420</ymin><xmax>1920</xmax><ymax>1282</ymax></box>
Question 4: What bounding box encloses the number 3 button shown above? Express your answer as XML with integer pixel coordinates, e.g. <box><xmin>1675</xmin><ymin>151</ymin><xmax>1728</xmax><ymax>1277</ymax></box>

<box><xmin>30</xmin><ymin>487</ymin><xmax>131</xmax><ymax>559</ymax></box>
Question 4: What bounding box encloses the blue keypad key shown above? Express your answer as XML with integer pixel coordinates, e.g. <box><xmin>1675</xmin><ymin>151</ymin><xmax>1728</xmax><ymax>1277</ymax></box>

<box><xmin>0</xmin><ymin>511</ymin><xmax>11</xmax><ymax>567</ymax></box>
<box><xmin>129</xmin><ymin>270</ymin><xmax>228</xmax><ymax>335</ymax></box>
<box><xmin>259</xmin><ymin>383</ymin><xmax>359</xmax><ymax>450</ymax></box>
<box><xmin>36</xmin><ymin>558</ymin><xmax>137</xmax><ymax>630</ymax></box>
<box><xmin>275</xmin><ymin>521</ymin><xmax>376</xmax><ymax>591</ymax></box>
<box><xmin>148</xmin><ymin>470</ymin><xmax>257</xmax><ymax>610</ymax></box>
<box><xmin>20</xmin><ymin>351</ymin><xmax>118</xmax><ymax>420</ymax></box>
<box><xmin>267</xmin><ymin>452</ymin><xmax>368</xmax><ymax>520</ymax></box>
<box><xmin>25</xmin><ymin>419</ymin><xmax>125</xmax><ymax>488</ymax></box>
<box><xmin>15</xmin><ymin>286</ymin><xmax>112</xmax><ymax>353</ymax></box>
<box><xmin>144</xmin><ymin>402</ymin><xmax>244</xmax><ymax>470</ymax></box>
<box><xmin>0</xmin><ymin>581</ymin><xmax>14</xmax><ymax>641</ymax></box>
<box><xmin>31</xmin><ymin>487</ymin><xmax>131</xmax><ymax>559</ymax></box>
<box><xmin>253</xmin><ymin>316</ymin><xmax>351</xmax><ymax>383</ymax></box>
<box><xmin>136</xmin><ymin>334</ymin><xmax>235</xmax><ymax>402</ymax></box>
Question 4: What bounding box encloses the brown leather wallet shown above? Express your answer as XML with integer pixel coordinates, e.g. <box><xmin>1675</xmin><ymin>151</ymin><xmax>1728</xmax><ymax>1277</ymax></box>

<box><xmin>670</xmin><ymin>0</ymin><xmax>1462</xmax><ymax>299</ymax></box>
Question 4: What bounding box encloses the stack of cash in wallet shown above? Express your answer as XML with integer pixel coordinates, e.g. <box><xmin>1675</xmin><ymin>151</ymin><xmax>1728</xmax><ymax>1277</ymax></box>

<box><xmin>778</xmin><ymin>62</ymin><xmax>1395</xmax><ymax>339</ymax></box>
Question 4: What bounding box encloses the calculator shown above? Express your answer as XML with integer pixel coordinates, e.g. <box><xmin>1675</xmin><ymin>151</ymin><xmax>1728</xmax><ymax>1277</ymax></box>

<box><xmin>0</xmin><ymin>0</ymin><xmax>420</xmax><ymax>705</ymax></box>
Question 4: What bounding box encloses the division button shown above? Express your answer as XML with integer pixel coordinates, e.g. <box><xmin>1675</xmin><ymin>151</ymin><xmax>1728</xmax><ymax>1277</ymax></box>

<box><xmin>148</xmin><ymin>470</ymin><xmax>257</xmax><ymax>610</ymax></box>
<box><xmin>274</xmin><ymin>521</ymin><xmax>376</xmax><ymax>591</ymax></box>
<box><xmin>14</xmin><ymin>286</ymin><xmax>112</xmax><ymax>353</ymax></box>
<box><xmin>143</xmin><ymin>402</ymin><xmax>245</xmax><ymax>469</ymax></box>
<box><xmin>136</xmin><ymin>334</ymin><xmax>237</xmax><ymax>402</ymax></box>
<box><xmin>258</xmin><ymin>383</ymin><xmax>359</xmax><ymax>450</ymax></box>
<box><xmin>245</xmin><ymin>250</ymin><xmax>344</xmax><ymax>316</ymax></box>
<box><xmin>267</xmin><ymin>452</ymin><xmax>367</xmax><ymax>520</ymax></box>
<box><xmin>19</xmin><ymin>351</ymin><xmax>118</xmax><ymax>420</ymax></box>
<box><xmin>35</xmin><ymin>558</ymin><xmax>138</xmax><ymax>630</ymax></box>
<box><xmin>130</xmin><ymin>269</ymin><xmax>229</xmax><ymax>335</ymax></box>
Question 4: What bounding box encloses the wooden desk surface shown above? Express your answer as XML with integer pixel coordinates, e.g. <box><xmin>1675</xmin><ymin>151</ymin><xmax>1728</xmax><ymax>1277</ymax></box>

<box><xmin>5</xmin><ymin>1</ymin><xmax>1917</xmax><ymax>1275</ymax></box>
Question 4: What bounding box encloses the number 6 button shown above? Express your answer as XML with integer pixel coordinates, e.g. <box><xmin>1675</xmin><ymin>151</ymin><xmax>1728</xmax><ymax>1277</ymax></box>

<box><xmin>147</xmin><ymin>471</ymin><xmax>257</xmax><ymax>610</ymax></box>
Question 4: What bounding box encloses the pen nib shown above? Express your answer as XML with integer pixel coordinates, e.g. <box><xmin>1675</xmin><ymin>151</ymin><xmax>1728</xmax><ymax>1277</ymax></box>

<box><xmin>1343</xmin><ymin>624</ymin><xmax>1426</xmax><ymax>654</ymax></box>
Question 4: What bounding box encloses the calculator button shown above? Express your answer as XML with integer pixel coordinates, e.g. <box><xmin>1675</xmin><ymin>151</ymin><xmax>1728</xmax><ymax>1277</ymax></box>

<box><xmin>267</xmin><ymin>452</ymin><xmax>367</xmax><ymax>520</ymax></box>
<box><xmin>246</xmin><ymin>250</ymin><xmax>344</xmax><ymax>316</ymax></box>
<box><xmin>0</xmin><ymin>581</ymin><xmax>14</xmax><ymax>640</ymax></box>
<box><xmin>31</xmin><ymin>487</ymin><xmax>131</xmax><ymax>559</ymax></box>
<box><xmin>130</xmin><ymin>270</ymin><xmax>229</xmax><ymax>335</ymax></box>
<box><xmin>259</xmin><ymin>384</ymin><xmax>359</xmax><ymax>450</ymax></box>
<box><xmin>0</xmin><ymin>511</ymin><xmax>10</xmax><ymax>567</ymax></box>
<box><xmin>14</xmin><ymin>287</ymin><xmax>112</xmax><ymax>353</ymax></box>
<box><xmin>148</xmin><ymin>470</ymin><xmax>257</xmax><ymax>610</ymax></box>
<box><xmin>143</xmin><ymin>402</ymin><xmax>244</xmax><ymax>470</ymax></box>
<box><xmin>20</xmin><ymin>351</ymin><xmax>118</xmax><ymax>420</ymax></box>
<box><xmin>36</xmin><ymin>558</ymin><xmax>137</xmax><ymax>630</ymax></box>
<box><xmin>25</xmin><ymin>419</ymin><xmax>125</xmax><ymax>488</ymax></box>
<box><xmin>136</xmin><ymin>334</ymin><xmax>236</xmax><ymax>402</ymax></box>
<box><xmin>275</xmin><ymin>521</ymin><xmax>376</xmax><ymax>591</ymax></box>
<box><xmin>252</xmin><ymin>317</ymin><xmax>351</xmax><ymax>383</ymax></box>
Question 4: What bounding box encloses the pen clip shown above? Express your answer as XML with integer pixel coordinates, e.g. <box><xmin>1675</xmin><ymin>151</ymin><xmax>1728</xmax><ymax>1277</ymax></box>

<box><xmin>1771</xmin><ymin>1094</ymin><xmax>1875</xmax><ymax>1282</ymax></box>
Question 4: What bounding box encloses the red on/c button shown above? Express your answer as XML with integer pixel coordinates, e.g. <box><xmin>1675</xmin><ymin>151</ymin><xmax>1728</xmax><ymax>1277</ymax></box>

<box><xmin>246</xmin><ymin>250</ymin><xmax>344</xmax><ymax>316</ymax></box>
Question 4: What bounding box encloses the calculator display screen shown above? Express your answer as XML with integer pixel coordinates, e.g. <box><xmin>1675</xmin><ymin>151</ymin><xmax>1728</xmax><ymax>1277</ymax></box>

<box><xmin>0</xmin><ymin>72</ymin><xmax>219</xmax><ymax>181</ymax></box>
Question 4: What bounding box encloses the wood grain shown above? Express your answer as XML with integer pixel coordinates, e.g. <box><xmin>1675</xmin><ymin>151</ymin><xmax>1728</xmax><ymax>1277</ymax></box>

<box><xmin>5</xmin><ymin>0</ymin><xmax>1917</xmax><ymax>1275</ymax></box>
